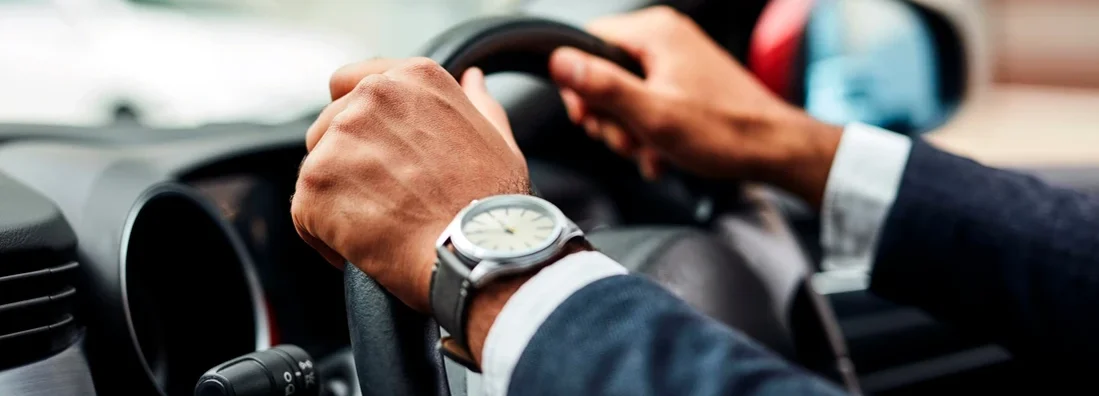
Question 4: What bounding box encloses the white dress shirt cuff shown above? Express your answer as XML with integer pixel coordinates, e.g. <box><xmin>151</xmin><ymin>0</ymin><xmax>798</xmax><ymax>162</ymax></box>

<box><xmin>480</xmin><ymin>250</ymin><xmax>627</xmax><ymax>396</ymax></box>
<box><xmin>814</xmin><ymin>122</ymin><xmax>912</xmax><ymax>294</ymax></box>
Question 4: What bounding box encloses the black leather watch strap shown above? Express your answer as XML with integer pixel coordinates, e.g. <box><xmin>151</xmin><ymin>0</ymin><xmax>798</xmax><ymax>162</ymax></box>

<box><xmin>430</xmin><ymin>245</ymin><xmax>478</xmax><ymax>370</ymax></box>
<box><xmin>430</xmin><ymin>238</ymin><xmax>594</xmax><ymax>372</ymax></box>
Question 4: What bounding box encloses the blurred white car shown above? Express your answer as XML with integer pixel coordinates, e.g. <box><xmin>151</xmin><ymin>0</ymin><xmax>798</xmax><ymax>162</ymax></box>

<box><xmin>0</xmin><ymin>0</ymin><xmax>364</xmax><ymax>127</ymax></box>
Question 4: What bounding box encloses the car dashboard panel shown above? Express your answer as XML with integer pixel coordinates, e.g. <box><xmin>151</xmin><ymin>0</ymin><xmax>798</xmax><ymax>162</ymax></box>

<box><xmin>0</xmin><ymin>123</ymin><xmax>312</xmax><ymax>396</ymax></box>
<box><xmin>0</xmin><ymin>173</ymin><xmax>93</xmax><ymax>396</ymax></box>
<box><xmin>0</xmin><ymin>103</ymin><xmax>642</xmax><ymax>394</ymax></box>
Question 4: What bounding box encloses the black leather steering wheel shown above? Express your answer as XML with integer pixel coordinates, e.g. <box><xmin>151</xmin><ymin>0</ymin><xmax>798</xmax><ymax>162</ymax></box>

<box><xmin>344</xmin><ymin>16</ymin><xmax>859</xmax><ymax>396</ymax></box>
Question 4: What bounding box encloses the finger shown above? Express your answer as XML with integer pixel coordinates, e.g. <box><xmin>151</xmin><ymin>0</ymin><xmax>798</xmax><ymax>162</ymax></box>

<box><xmin>306</xmin><ymin>95</ymin><xmax>352</xmax><ymax>152</ymax></box>
<box><xmin>586</xmin><ymin>5</ymin><xmax>688</xmax><ymax>64</ymax></box>
<box><xmin>549</xmin><ymin>47</ymin><xmax>654</xmax><ymax>123</ymax></box>
<box><xmin>586</xmin><ymin>15</ymin><xmax>650</xmax><ymax>59</ymax></box>
<box><xmin>582</xmin><ymin>116</ymin><xmax>601</xmax><ymax>140</ymax></box>
<box><xmin>290</xmin><ymin>194</ymin><xmax>348</xmax><ymax>268</ymax></box>
<box><xmin>293</xmin><ymin>137</ymin><xmax>354</xmax><ymax>268</ymax></box>
<box><xmin>329</xmin><ymin>58</ymin><xmax>403</xmax><ymax>100</ymax></box>
<box><xmin>462</xmin><ymin>67</ymin><xmax>510</xmax><ymax>134</ymax></box>
<box><xmin>299</xmin><ymin>226</ymin><xmax>347</xmax><ymax>268</ymax></box>
<box><xmin>636</xmin><ymin>147</ymin><xmax>664</xmax><ymax>181</ymax></box>
<box><xmin>559</xmin><ymin>88</ymin><xmax>587</xmax><ymax>124</ymax></box>
<box><xmin>461</xmin><ymin>67</ymin><xmax>520</xmax><ymax>155</ymax></box>
<box><xmin>601</xmin><ymin>120</ymin><xmax>637</xmax><ymax>157</ymax></box>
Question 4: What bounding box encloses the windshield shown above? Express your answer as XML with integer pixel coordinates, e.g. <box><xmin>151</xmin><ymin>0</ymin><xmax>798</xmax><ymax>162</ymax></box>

<box><xmin>0</xmin><ymin>0</ymin><xmax>522</xmax><ymax>128</ymax></box>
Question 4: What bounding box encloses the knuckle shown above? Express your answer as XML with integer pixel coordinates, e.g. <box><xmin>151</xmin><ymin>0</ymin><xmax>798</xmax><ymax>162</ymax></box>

<box><xmin>646</xmin><ymin>5</ymin><xmax>692</xmax><ymax>38</ymax></box>
<box><xmin>351</xmin><ymin>73</ymin><xmax>398</xmax><ymax>99</ymax></box>
<box><xmin>289</xmin><ymin>192</ymin><xmax>310</xmax><ymax>229</ymax></box>
<box><xmin>649</xmin><ymin>5</ymin><xmax>684</xmax><ymax>24</ymax></box>
<box><xmin>399</xmin><ymin>57</ymin><xmax>449</xmax><ymax>81</ymax></box>
<box><xmin>327</xmin><ymin>110</ymin><xmax>357</xmax><ymax>136</ymax></box>
<box><xmin>637</xmin><ymin>103</ymin><xmax>674</xmax><ymax>139</ymax></box>
<box><xmin>328</xmin><ymin>107</ymin><xmax>367</xmax><ymax>137</ymax></box>
<box><xmin>337</xmin><ymin>75</ymin><xmax>402</xmax><ymax>135</ymax></box>
<box><xmin>596</xmin><ymin>77</ymin><xmax>625</xmax><ymax>99</ymax></box>
<box><xmin>296</xmin><ymin>153</ymin><xmax>338</xmax><ymax>194</ymax></box>
<box><xmin>329</xmin><ymin>64</ymin><xmax>355</xmax><ymax>97</ymax></box>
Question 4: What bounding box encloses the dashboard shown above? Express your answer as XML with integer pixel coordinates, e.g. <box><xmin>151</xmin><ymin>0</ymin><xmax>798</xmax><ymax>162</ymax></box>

<box><xmin>0</xmin><ymin>111</ymin><xmax>636</xmax><ymax>396</ymax></box>
<box><xmin>0</xmin><ymin>121</ymin><xmax>341</xmax><ymax>396</ymax></box>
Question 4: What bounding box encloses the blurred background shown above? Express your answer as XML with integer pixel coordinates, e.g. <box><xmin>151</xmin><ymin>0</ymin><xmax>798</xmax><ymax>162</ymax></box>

<box><xmin>1</xmin><ymin>0</ymin><xmax>1096</xmax><ymax>164</ymax></box>
<box><xmin>0</xmin><ymin>0</ymin><xmax>523</xmax><ymax>128</ymax></box>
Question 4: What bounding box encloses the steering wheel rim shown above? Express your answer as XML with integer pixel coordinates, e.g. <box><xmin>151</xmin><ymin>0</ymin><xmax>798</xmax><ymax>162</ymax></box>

<box><xmin>344</xmin><ymin>16</ymin><xmax>858</xmax><ymax>396</ymax></box>
<box><xmin>423</xmin><ymin>16</ymin><xmax>644</xmax><ymax>85</ymax></box>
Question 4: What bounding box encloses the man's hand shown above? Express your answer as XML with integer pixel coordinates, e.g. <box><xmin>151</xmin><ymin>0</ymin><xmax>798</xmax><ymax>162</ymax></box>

<box><xmin>549</xmin><ymin>6</ymin><xmax>842</xmax><ymax>207</ymax></box>
<box><xmin>292</xmin><ymin>58</ymin><xmax>527</xmax><ymax>312</ymax></box>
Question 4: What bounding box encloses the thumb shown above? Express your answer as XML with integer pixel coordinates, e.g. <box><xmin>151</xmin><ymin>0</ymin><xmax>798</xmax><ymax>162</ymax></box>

<box><xmin>461</xmin><ymin>67</ymin><xmax>520</xmax><ymax>156</ymax></box>
<box><xmin>549</xmin><ymin>47</ymin><xmax>652</xmax><ymax>123</ymax></box>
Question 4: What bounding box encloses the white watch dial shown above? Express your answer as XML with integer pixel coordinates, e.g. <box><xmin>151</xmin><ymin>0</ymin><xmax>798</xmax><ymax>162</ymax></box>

<box><xmin>461</xmin><ymin>205</ymin><xmax>557</xmax><ymax>254</ymax></box>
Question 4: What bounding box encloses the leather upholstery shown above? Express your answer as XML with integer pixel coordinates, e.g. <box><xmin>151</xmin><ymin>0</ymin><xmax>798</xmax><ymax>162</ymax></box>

<box><xmin>345</xmin><ymin>267</ymin><xmax>449</xmax><ymax>396</ymax></box>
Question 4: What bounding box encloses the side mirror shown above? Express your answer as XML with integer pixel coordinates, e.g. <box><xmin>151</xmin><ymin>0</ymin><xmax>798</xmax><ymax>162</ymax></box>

<box><xmin>751</xmin><ymin>0</ymin><xmax>967</xmax><ymax>136</ymax></box>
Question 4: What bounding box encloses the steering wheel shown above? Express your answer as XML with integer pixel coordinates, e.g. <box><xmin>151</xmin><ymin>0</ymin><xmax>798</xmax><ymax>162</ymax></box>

<box><xmin>344</xmin><ymin>16</ymin><xmax>859</xmax><ymax>396</ymax></box>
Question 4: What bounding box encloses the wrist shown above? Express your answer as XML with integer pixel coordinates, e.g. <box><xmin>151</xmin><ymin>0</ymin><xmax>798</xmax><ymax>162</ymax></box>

<box><xmin>464</xmin><ymin>240</ymin><xmax>592</xmax><ymax>365</ymax></box>
<box><xmin>758</xmin><ymin>109</ymin><xmax>843</xmax><ymax>209</ymax></box>
<box><xmin>465</xmin><ymin>272</ymin><xmax>535</xmax><ymax>364</ymax></box>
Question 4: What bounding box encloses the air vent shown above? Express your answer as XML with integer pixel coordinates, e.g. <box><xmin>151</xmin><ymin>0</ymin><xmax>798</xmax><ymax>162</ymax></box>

<box><xmin>0</xmin><ymin>172</ymin><xmax>82</xmax><ymax>369</ymax></box>
<box><xmin>0</xmin><ymin>249</ymin><xmax>81</xmax><ymax>369</ymax></box>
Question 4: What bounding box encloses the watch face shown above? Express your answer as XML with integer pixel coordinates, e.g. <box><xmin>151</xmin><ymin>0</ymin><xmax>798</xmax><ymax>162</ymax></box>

<box><xmin>458</xmin><ymin>196</ymin><xmax>561</xmax><ymax>257</ymax></box>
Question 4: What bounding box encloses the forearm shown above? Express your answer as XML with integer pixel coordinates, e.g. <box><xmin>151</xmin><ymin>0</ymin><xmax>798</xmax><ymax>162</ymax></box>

<box><xmin>465</xmin><ymin>252</ymin><xmax>846</xmax><ymax>396</ymax></box>
<box><xmin>870</xmin><ymin>140</ymin><xmax>1099</xmax><ymax>362</ymax></box>
<box><xmin>509</xmin><ymin>275</ymin><xmax>846</xmax><ymax>396</ymax></box>
<box><xmin>806</xmin><ymin>124</ymin><xmax>1099</xmax><ymax>363</ymax></box>
<box><xmin>755</xmin><ymin>108</ymin><xmax>845</xmax><ymax>209</ymax></box>
<box><xmin>466</xmin><ymin>241</ymin><xmax>594</xmax><ymax>364</ymax></box>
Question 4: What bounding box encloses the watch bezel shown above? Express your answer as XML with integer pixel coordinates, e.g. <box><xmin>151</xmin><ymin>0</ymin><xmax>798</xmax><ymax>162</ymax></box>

<box><xmin>438</xmin><ymin>194</ymin><xmax>579</xmax><ymax>288</ymax></box>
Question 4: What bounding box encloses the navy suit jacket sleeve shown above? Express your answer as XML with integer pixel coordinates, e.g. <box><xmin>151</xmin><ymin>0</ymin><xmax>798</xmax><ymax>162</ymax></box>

<box><xmin>508</xmin><ymin>275</ymin><xmax>847</xmax><ymax>396</ymax></box>
<box><xmin>871</xmin><ymin>140</ymin><xmax>1099</xmax><ymax>363</ymax></box>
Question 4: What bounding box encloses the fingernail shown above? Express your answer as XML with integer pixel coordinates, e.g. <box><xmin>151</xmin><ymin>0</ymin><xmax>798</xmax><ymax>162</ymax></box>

<box><xmin>606</xmin><ymin>128</ymin><xmax>624</xmax><ymax>150</ymax></box>
<box><xmin>580</xmin><ymin>116</ymin><xmax>599</xmax><ymax>139</ymax></box>
<box><xmin>584</xmin><ymin>126</ymin><xmax>600</xmax><ymax>139</ymax></box>
<box><xmin>571</xmin><ymin>54</ymin><xmax>586</xmax><ymax>87</ymax></box>
<box><xmin>583</xmin><ymin>117</ymin><xmax>600</xmax><ymax>136</ymax></box>
<box><xmin>639</xmin><ymin>161</ymin><xmax>653</xmax><ymax>180</ymax></box>
<box><xmin>641</xmin><ymin>160</ymin><xmax>661</xmax><ymax>181</ymax></box>
<box><xmin>464</xmin><ymin>67</ymin><xmax>485</xmax><ymax>87</ymax></box>
<box><xmin>553</xmin><ymin>48</ymin><xmax>586</xmax><ymax>86</ymax></box>
<box><xmin>639</xmin><ymin>151</ymin><xmax>662</xmax><ymax>181</ymax></box>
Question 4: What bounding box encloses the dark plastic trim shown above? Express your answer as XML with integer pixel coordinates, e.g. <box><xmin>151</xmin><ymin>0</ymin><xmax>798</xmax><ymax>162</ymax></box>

<box><xmin>0</xmin><ymin>262</ymin><xmax>78</xmax><ymax>288</ymax></box>
<box><xmin>0</xmin><ymin>286</ymin><xmax>75</xmax><ymax>314</ymax></box>
<box><xmin>117</xmin><ymin>183</ymin><xmax>270</xmax><ymax>395</ymax></box>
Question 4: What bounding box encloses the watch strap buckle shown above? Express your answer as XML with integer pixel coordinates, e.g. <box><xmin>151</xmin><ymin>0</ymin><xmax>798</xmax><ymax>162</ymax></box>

<box><xmin>438</xmin><ymin>336</ymin><xmax>481</xmax><ymax>373</ymax></box>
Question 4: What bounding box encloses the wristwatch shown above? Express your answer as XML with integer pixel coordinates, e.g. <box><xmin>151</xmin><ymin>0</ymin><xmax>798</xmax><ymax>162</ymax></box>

<box><xmin>430</xmin><ymin>194</ymin><xmax>589</xmax><ymax>371</ymax></box>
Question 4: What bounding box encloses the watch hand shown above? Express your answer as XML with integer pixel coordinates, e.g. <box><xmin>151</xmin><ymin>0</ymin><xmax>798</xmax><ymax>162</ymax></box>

<box><xmin>489</xmin><ymin>213</ymin><xmax>515</xmax><ymax>234</ymax></box>
<box><xmin>465</xmin><ymin>229</ymin><xmax>508</xmax><ymax>235</ymax></box>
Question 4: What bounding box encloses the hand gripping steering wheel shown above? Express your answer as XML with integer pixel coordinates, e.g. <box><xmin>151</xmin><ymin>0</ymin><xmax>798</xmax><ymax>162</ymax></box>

<box><xmin>344</xmin><ymin>16</ymin><xmax>860</xmax><ymax>396</ymax></box>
